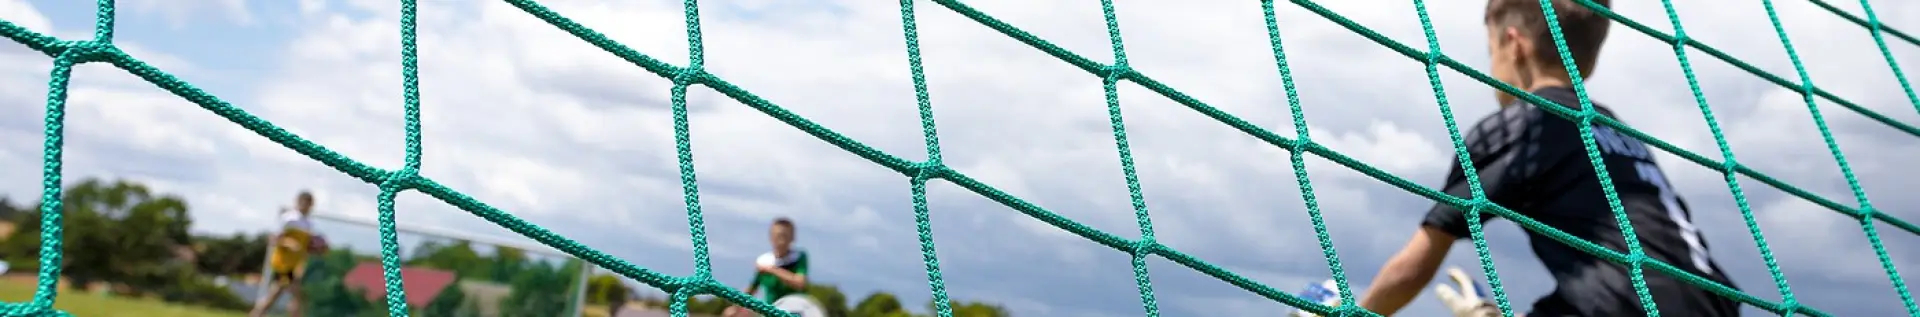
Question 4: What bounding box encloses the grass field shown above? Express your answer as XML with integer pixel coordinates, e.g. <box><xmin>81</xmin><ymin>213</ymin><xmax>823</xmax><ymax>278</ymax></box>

<box><xmin>0</xmin><ymin>277</ymin><xmax>245</xmax><ymax>317</ymax></box>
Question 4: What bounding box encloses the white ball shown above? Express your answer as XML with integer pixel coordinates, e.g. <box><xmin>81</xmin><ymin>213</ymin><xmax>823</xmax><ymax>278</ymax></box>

<box><xmin>756</xmin><ymin>253</ymin><xmax>777</xmax><ymax>267</ymax></box>
<box><xmin>772</xmin><ymin>295</ymin><xmax>826</xmax><ymax>317</ymax></box>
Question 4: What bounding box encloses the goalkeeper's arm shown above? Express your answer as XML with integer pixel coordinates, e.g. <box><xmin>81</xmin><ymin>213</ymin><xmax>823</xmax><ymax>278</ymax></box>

<box><xmin>1357</xmin><ymin>226</ymin><xmax>1456</xmax><ymax>316</ymax></box>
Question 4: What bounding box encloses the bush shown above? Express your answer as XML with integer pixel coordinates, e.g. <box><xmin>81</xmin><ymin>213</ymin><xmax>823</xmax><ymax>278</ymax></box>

<box><xmin>157</xmin><ymin>276</ymin><xmax>250</xmax><ymax>311</ymax></box>
<box><xmin>302</xmin><ymin>275</ymin><xmax>385</xmax><ymax>317</ymax></box>
<box><xmin>422</xmin><ymin>277</ymin><xmax>468</xmax><ymax>317</ymax></box>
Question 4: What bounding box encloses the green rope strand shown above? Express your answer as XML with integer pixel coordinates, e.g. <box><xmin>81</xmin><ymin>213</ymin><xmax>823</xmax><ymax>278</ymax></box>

<box><xmin>2</xmin><ymin>0</ymin><xmax>1916</xmax><ymax>316</ymax></box>
<box><xmin>17</xmin><ymin>48</ymin><xmax>75</xmax><ymax>317</ymax></box>
<box><xmin>1651</xmin><ymin>0</ymin><xmax>1802</xmax><ymax>315</ymax></box>
<box><xmin>896</xmin><ymin>1</ymin><xmax>956</xmax><ymax>316</ymax></box>
<box><xmin>1533</xmin><ymin>0</ymin><xmax>1664</xmax><ymax>315</ymax></box>
<box><xmin>1842</xmin><ymin>0</ymin><xmax>1920</xmax><ymax>116</ymax></box>
<box><xmin>1410</xmin><ymin>0</ymin><xmax>1520</xmax><ymax>315</ymax></box>
<box><xmin>1259</xmin><ymin>1</ymin><xmax>1369</xmax><ymax>316</ymax></box>
<box><xmin>669</xmin><ymin>1</ymin><xmax>728</xmax><ymax>316</ymax></box>
<box><xmin>370</xmin><ymin>0</ymin><xmax>425</xmax><ymax>314</ymax></box>
<box><xmin>1091</xmin><ymin>2</ymin><xmax>1167</xmax><ymax>316</ymax></box>
<box><xmin>1756</xmin><ymin>0</ymin><xmax>1917</xmax><ymax>315</ymax></box>
<box><xmin>1802</xmin><ymin>0</ymin><xmax>1920</xmax><ymax>48</ymax></box>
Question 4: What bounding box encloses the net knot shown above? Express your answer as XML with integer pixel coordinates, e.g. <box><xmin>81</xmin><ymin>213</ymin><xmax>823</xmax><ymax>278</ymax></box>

<box><xmin>1129</xmin><ymin>239</ymin><xmax>1157</xmax><ymax>256</ymax></box>
<box><xmin>675</xmin><ymin>277</ymin><xmax>714</xmax><ymax>296</ymax></box>
<box><xmin>1469</xmin><ymin>198</ymin><xmax>1493</xmax><ymax>212</ymax></box>
<box><xmin>911</xmin><ymin>161</ymin><xmax>948</xmax><ymax>181</ymax></box>
<box><xmin>1776</xmin><ymin>299</ymin><xmax>1801</xmax><ymax>316</ymax></box>
<box><xmin>1101</xmin><ymin>64</ymin><xmax>1134</xmax><ymax>82</ymax></box>
<box><xmin>56</xmin><ymin>40</ymin><xmax>115</xmax><ymax>63</ymax></box>
<box><xmin>1332</xmin><ymin>303</ymin><xmax>1366</xmax><ymax>317</ymax></box>
<box><xmin>673</xmin><ymin>67</ymin><xmax>708</xmax><ymax>87</ymax></box>
<box><xmin>1623</xmin><ymin>252</ymin><xmax>1647</xmax><ymax>265</ymax></box>
<box><xmin>381</xmin><ymin>166</ymin><xmax>420</xmax><ymax>192</ymax></box>
<box><xmin>1288</xmin><ymin>138</ymin><xmax>1314</xmax><ymax>154</ymax></box>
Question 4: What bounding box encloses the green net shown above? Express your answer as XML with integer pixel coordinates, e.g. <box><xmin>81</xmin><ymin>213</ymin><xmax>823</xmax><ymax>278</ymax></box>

<box><xmin>250</xmin><ymin>215</ymin><xmax>591</xmax><ymax>317</ymax></box>
<box><xmin>1</xmin><ymin>0</ymin><xmax>1917</xmax><ymax>316</ymax></box>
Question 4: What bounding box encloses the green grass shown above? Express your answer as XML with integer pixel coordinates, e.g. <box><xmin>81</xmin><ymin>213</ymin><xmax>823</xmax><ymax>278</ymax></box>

<box><xmin>0</xmin><ymin>278</ymin><xmax>246</xmax><ymax>317</ymax></box>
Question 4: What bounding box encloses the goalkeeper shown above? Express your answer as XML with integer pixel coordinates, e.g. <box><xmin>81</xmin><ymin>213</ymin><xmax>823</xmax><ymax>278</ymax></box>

<box><xmin>1350</xmin><ymin>0</ymin><xmax>1742</xmax><ymax>316</ymax></box>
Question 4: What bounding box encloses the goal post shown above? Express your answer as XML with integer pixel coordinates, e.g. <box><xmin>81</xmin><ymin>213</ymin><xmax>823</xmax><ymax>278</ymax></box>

<box><xmin>245</xmin><ymin>211</ymin><xmax>591</xmax><ymax>317</ymax></box>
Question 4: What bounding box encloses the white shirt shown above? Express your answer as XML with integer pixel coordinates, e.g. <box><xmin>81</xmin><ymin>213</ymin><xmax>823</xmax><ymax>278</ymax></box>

<box><xmin>754</xmin><ymin>248</ymin><xmax>805</xmax><ymax>267</ymax></box>
<box><xmin>280</xmin><ymin>209</ymin><xmax>313</xmax><ymax>233</ymax></box>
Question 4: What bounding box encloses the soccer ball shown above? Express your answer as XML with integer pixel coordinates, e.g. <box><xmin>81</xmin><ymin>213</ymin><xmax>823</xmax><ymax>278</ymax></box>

<box><xmin>772</xmin><ymin>295</ymin><xmax>826</xmax><ymax>317</ymax></box>
<box><xmin>756</xmin><ymin>253</ymin><xmax>778</xmax><ymax>267</ymax></box>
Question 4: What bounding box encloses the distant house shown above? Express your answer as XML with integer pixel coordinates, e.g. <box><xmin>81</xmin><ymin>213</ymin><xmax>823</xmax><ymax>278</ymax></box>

<box><xmin>338</xmin><ymin>262</ymin><xmax>543</xmax><ymax>317</ymax></box>
<box><xmin>458</xmin><ymin>280</ymin><xmax>513</xmax><ymax>317</ymax></box>
<box><xmin>341</xmin><ymin>262</ymin><xmax>459</xmax><ymax>308</ymax></box>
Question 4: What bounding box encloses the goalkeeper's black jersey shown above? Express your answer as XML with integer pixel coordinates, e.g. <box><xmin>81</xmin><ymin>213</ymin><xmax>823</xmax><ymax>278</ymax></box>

<box><xmin>1420</xmin><ymin>87</ymin><xmax>1742</xmax><ymax>317</ymax></box>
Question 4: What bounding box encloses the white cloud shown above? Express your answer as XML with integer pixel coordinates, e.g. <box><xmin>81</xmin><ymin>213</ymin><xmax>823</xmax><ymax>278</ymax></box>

<box><xmin>2</xmin><ymin>0</ymin><xmax>1919</xmax><ymax>316</ymax></box>
<box><xmin>0</xmin><ymin>0</ymin><xmax>49</xmax><ymax>33</ymax></box>
<box><xmin>123</xmin><ymin>0</ymin><xmax>253</xmax><ymax>28</ymax></box>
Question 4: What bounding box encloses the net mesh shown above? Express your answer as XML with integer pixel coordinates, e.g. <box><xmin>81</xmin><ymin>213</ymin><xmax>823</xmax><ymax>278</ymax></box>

<box><xmin>1</xmin><ymin>0</ymin><xmax>1917</xmax><ymax>316</ymax></box>
<box><xmin>242</xmin><ymin>216</ymin><xmax>590</xmax><ymax>317</ymax></box>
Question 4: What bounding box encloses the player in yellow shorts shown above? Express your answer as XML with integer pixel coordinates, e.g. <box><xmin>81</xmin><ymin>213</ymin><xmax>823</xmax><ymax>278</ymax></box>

<box><xmin>249</xmin><ymin>191</ymin><xmax>328</xmax><ymax>317</ymax></box>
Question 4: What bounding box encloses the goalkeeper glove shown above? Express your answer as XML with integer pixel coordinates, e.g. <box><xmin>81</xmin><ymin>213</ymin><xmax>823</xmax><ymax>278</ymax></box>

<box><xmin>1433</xmin><ymin>267</ymin><xmax>1504</xmax><ymax>317</ymax></box>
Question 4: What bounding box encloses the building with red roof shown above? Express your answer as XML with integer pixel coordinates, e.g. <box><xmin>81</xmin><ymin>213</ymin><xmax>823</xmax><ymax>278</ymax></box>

<box><xmin>341</xmin><ymin>262</ymin><xmax>459</xmax><ymax>308</ymax></box>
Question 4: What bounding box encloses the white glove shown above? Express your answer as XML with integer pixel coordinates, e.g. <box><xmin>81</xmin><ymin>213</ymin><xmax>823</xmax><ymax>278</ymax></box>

<box><xmin>1433</xmin><ymin>267</ymin><xmax>1503</xmax><ymax>317</ymax></box>
<box><xmin>1288</xmin><ymin>279</ymin><xmax>1345</xmax><ymax>317</ymax></box>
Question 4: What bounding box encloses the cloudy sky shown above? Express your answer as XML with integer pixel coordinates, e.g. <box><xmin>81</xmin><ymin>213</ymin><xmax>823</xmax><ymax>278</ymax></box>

<box><xmin>2</xmin><ymin>0</ymin><xmax>1919</xmax><ymax>316</ymax></box>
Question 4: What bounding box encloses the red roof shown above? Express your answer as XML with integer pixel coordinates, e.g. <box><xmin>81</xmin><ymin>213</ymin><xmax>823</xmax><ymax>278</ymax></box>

<box><xmin>342</xmin><ymin>262</ymin><xmax>458</xmax><ymax>307</ymax></box>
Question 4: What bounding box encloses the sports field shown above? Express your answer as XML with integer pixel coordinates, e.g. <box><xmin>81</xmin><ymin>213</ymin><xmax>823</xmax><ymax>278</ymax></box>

<box><xmin>0</xmin><ymin>277</ymin><xmax>244</xmax><ymax>317</ymax></box>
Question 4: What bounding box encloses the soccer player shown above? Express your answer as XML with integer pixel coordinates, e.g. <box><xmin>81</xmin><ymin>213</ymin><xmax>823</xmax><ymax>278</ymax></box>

<box><xmin>1351</xmin><ymin>0</ymin><xmax>1743</xmax><ymax>316</ymax></box>
<box><xmin>724</xmin><ymin>217</ymin><xmax>814</xmax><ymax>317</ymax></box>
<box><xmin>249</xmin><ymin>191</ymin><xmax>328</xmax><ymax>317</ymax></box>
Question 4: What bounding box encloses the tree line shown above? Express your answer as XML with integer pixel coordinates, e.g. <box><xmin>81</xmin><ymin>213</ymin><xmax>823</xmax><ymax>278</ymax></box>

<box><xmin>293</xmin><ymin>239</ymin><xmax>587</xmax><ymax>316</ymax></box>
<box><xmin>0</xmin><ymin>178</ymin><xmax>269</xmax><ymax>311</ymax></box>
<box><xmin>0</xmin><ymin>178</ymin><xmax>1015</xmax><ymax>316</ymax></box>
<box><xmin>586</xmin><ymin>274</ymin><xmax>1012</xmax><ymax>317</ymax></box>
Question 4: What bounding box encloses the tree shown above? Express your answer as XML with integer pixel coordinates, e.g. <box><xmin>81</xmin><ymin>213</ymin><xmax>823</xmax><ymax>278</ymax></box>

<box><xmin>150</xmin><ymin>265</ymin><xmax>250</xmax><ymax>311</ymax></box>
<box><xmin>1</xmin><ymin>179</ymin><xmax>193</xmax><ymax>289</ymax></box>
<box><xmin>586</xmin><ymin>273</ymin><xmax>631</xmax><ymax>305</ymax></box>
<box><xmin>852</xmin><ymin>292</ymin><xmax>905</xmax><ymax>317</ymax></box>
<box><xmin>422</xmin><ymin>276</ymin><xmax>468</xmax><ymax>317</ymax></box>
<box><xmin>804</xmin><ymin>284</ymin><xmax>850</xmax><ymax>317</ymax></box>
<box><xmin>0</xmin><ymin>196</ymin><xmax>26</xmax><ymax>221</ymax></box>
<box><xmin>302</xmin><ymin>278</ymin><xmax>384</xmax><ymax>317</ymax></box>
<box><xmin>498</xmin><ymin>260</ymin><xmax>585</xmax><ymax>317</ymax></box>
<box><xmin>192</xmin><ymin>233</ymin><xmax>270</xmax><ymax>276</ymax></box>
<box><xmin>300</xmin><ymin>249</ymin><xmax>385</xmax><ymax>317</ymax></box>
<box><xmin>684</xmin><ymin>295</ymin><xmax>730</xmax><ymax>315</ymax></box>
<box><xmin>407</xmin><ymin>240</ymin><xmax>486</xmax><ymax>275</ymax></box>
<box><xmin>929</xmin><ymin>300</ymin><xmax>1010</xmax><ymax>317</ymax></box>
